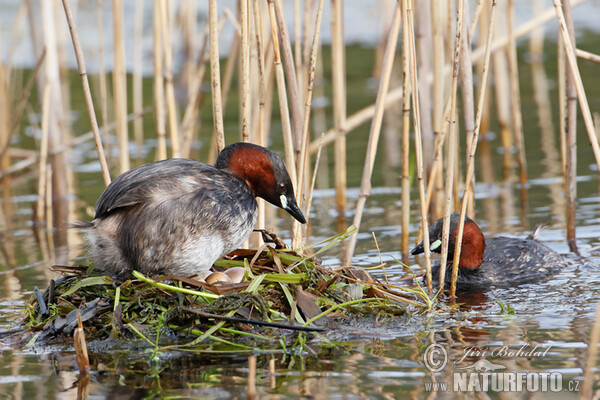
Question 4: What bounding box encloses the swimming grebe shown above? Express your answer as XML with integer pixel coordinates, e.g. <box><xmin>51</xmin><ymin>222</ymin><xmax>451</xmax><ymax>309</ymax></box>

<box><xmin>78</xmin><ymin>142</ymin><xmax>306</xmax><ymax>279</ymax></box>
<box><xmin>411</xmin><ymin>213</ymin><xmax>564</xmax><ymax>288</ymax></box>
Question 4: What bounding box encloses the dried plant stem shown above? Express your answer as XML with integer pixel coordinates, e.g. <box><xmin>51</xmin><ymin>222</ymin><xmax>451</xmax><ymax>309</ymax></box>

<box><xmin>308</xmin><ymin>88</ymin><xmax>404</xmax><ymax>153</ymax></box>
<box><xmin>181</xmin><ymin>22</ymin><xmax>220</xmax><ymax>158</ymax></box>
<box><xmin>153</xmin><ymin>0</ymin><xmax>167</xmax><ymax>161</ymax></box>
<box><xmin>133</xmin><ymin>0</ymin><xmax>144</xmax><ymax>160</ymax></box>
<box><xmin>221</xmin><ymin>21</ymin><xmax>240</xmax><ymax>115</ymax></box>
<box><xmin>272</xmin><ymin>0</ymin><xmax>303</xmax><ymax>150</ymax></box>
<box><xmin>508</xmin><ymin>0</ymin><xmax>527</xmax><ymax>203</ymax></box>
<box><xmin>251</xmin><ymin>0</ymin><xmax>267</xmax><ymax>145</ymax></box>
<box><xmin>400</xmin><ymin>0</ymin><xmax>412</xmax><ymax>258</ymax></box>
<box><xmin>309</xmin><ymin>0</ymin><xmax>587</xmax><ymax>156</ymax></box>
<box><xmin>240</xmin><ymin>0</ymin><xmax>251</xmax><ymax>141</ymax></box>
<box><xmin>37</xmin><ymin>84</ymin><xmax>51</xmax><ymax>224</ymax></box>
<box><xmin>305</xmin><ymin>133</ymin><xmax>324</xmax><ymax>243</ymax></box>
<box><xmin>471</xmin><ymin>0</ymin><xmax>586</xmax><ymax>62</ymax></box>
<box><xmin>331</xmin><ymin>0</ymin><xmax>347</xmax><ymax>215</ymax></box>
<box><xmin>450</xmin><ymin>0</ymin><xmax>497</xmax><ymax>297</ymax></box>
<box><xmin>96</xmin><ymin>0</ymin><xmax>109</xmax><ymax>135</ymax></box>
<box><xmin>553</xmin><ymin>0</ymin><xmax>600</xmax><ymax>169</ymax></box>
<box><xmin>343</xmin><ymin>3</ymin><xmax>401</xmax><ymax>266</ymax></box>
<box><xmin>159</xmin><ymin>0</ymin><xmax>180</xmax><ymax>158</ymax></box>
<box><xmin>459</xmin><ymin>0</ymin><xmax>475</xmax><ymax>218</ymax></box>
<box><xmin>292</xmin><ymin>0</ymin><xmax>324</xmax><ymax>248</ymax></box>
<box><xmin>267</xmin><ymin>0</ymin><xmax>297</xmax><ymax>186</ymax></box>
<box><xmin>209</xmin><ymin>0</ymin><xmax>226</xmax><ymax>153</ymax></box>
<box><xmin>247</xmin><ymin>355</ymin><xmax>257</xmax><ymax>399</ymax></box>
<box><xmin>406</xmin><ymin>0</ymin><xmax>431</xmax><ymax>291</ymax></box>
<box><xmin>61</xmin><ymin>0</ymin><xmax>111</xmax><ymax>186</ymax></box>
<box><xmin>556</xmin><ymin>0</ymin><xmax>577</xmax><ymax>250</ymax></box>
<box><xmin>6</xmin><ymin>50</ymin><xmax>45</xmax><ymax>153</ymax></box>
<box><xmin>74</xmin><ymin>312</ymin><xmax>90</xmax><ymax>376</ymax></box>
<box><xmin>112</xmin><ymin>0</ymin><xmax>130</xmax><ymax>173</ymax></box>
<box><xmin>576</xmin><ymin>48</ymin><xmax>600</xmax><ymax>63</ymax></box>
<box><xmin>439</xmin><ymin>0</ymin><xmax>464</xmax><ymax>294</ymax></box>
<box><xmin>582</xmin><ymin>303</ymin><xmax>600</xmax><ymax>399</ymax></box>
<box><xmin>493</xmin><ymin>3</ymin><xmax>513</xmax><ymax>180</ymax></box>
<box><xmin>431</xmin><ymin>0</ymin><xmax>445</xmax><ymax>180</ymax></box>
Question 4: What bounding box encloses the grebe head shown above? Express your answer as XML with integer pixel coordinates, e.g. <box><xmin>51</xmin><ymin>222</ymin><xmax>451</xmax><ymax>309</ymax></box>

<box><xmin>216</xmin><ymin>143</ymin><xmax>306</xmax><ymax>224</ymax></box>
<box><xmin>411</xmin><ymin>213</ymin><xmax>486</xmax><ymax>269</ymax></box>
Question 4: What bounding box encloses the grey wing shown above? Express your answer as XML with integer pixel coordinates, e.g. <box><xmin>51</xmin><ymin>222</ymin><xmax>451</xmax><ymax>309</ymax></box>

<box><xmin>94</xmin><ymin>159</ymin><xmax>214</xmax><ymax>219</ymax></box>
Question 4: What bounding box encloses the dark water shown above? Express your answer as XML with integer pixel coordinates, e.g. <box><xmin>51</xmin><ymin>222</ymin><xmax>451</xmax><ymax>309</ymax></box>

<box><xmin>2</xmin><ymin>23</ymin><xmax>600</xmax><ymax>400</ymax></box>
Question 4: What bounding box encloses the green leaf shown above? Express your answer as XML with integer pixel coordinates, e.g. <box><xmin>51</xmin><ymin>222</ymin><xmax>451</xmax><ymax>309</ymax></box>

<box><xmin>60</xmin><ymin>276</ymin><xmax>114</xmax><ymax>297</ymax></box>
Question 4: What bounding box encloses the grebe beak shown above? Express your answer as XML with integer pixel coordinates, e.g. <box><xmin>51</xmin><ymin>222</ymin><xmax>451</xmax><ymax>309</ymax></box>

<box><xmin>410</xmin><ymin>242</ymin><xmax>424</xmax><ymax>255</ymax></box>
<box><xmin>411</xmin><ymin>238</ymin><xmax>442</xmax><ymax>255</ymax></box>
<box><xmin>280</xmin><ymin>194</ymin><xmax>306</xmax><ymax>224</ymax></box>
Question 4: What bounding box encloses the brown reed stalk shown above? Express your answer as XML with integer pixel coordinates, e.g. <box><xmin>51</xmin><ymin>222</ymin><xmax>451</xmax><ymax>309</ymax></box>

<box><xmin>492</xmin><ymin>3</ymin><xmax>514</xmax><ymax>180</ymax></box>
<box><xmin>153</xmin><ymin>0</ymin><xmax>167</xmax><ymax>161</ymax></box>
<box><xmin>576</xmin><ymin>49</ymin><xmax>600</xmax><ymax>63</ymax></box>
<box><xmin>61</xmin><ymin>0</ymin><xmax>111</xmax><ymax>186</ymax></box>
<box><xmin>431</xmin><ymin>0</ymin><xmax>445</xmax><ymax>166</ymax></box>
<box><xmin>158</xmin><ymin>0</ymin><xmax>180</xmax><ymax>158</ymax></box>
<box><xmin>450</xmin><ymin>0</ymin><xmax>497</xmax><ymax>297</ymax></box>
<box><xmin>240</xmin><ymin>0</ymin><xmax>251</xmax><ymax>142</ymax></box>
<box><xmin>272</xmin><ymin>0</ymin><xmax>303</xmax><ymax>151</ymax></box>
<box><xmin>400</xmin><ymin>1</ymin><xmax>412</xmax><ymax>257</ymax></box>
<box><xmin>307</xmin><ymin>88</ymin><xmax>404</xmax><ymax>153</ymax></box>
<box><xmin>471</xmin><ymin>0</ymin><xmax>586</xmax><ymax>62</ymax></box>
<box><xmin>251</xmin><ymin>0</ymin><xmax>267</xmax><ymax>145</ymax></box>
<box><xmin>181</xmin><ymin>22</ymin><xmax>216</xmax><ymax>158</ymax></box>
<box><xmin>41</xmin><ymin>0</ymin><xmax>70</xmax><ymax>258</ymax></box>
<box><xmin>6</xmin><ymin>50</ymin><xmax>45</xmax><ymax>150</ymax></box>
<box><xmin>459</xmin><ymin>0</ymin><xmax>475</xmax><ymax>218</ymax></box>
<box><xmin>74</xmin><ymin>312</ymin><xmax>90</xmax><ymax>376</ymax></box>
<box><xmin>133</xmin><ymin>0</ymin><xmax>144</xmax><ymax>161</ymax></box>
<box><xmin>343</xmin><ymin>3</ymin><xmax>401</xmax><ymax>266</ymax></box>
<box><xmin>406</xmin><ymin>0</ymin><xmax>432</xmax><ymax>291</ymax></box>
<box><xmin>112</xmin><ymin>0</ymin><xmax>130</xmax><ymax>173</ymax></box>
<box><xmin>553</xmin><ymin>0</ymin><xmax>600</xmax><ymax>168</ymax></box>
<box><xmin>293</xmin><ymin>0</ymin><xmax>302</xmax><ymax>96</ymax></box>
<box><xmin>415</xmin><ymin>3</ymin><xmax>433</xmax><ymax>171</ymax></box>
<box><xmin>37</xmin><ymin>84</ymin><xmax>51</xmax><ymax>226</ymax></box>
<box><xmin>582</xmin><ymin>302</ymin><xmax>600</xmax><ymax>399</ymax></box>
<box><xmin>556</xmin><ymin>1</ymin><xmax>576</xmax><ymax>251</ymax></box>
<box><xmin>95</xmin><ymin>0</ymin><xmax>111</xmax><ymax>162</ymax></box>
<box><xmin>292</xmin><ymin>0</ymin><xmax>324</xmax><ymax>249</ymax></box>
<box><xmin>531</xmin><ymin>0</ymin><xmax>562</xmax><ymax>212</ymax></box>
<box><xmin>331</xmin><ymin>0</ymin><xmax>347</xmax><ymax>216</ymax></box>
<box><xmin>437</xmin><ymin>0</ymin><xmax>464</xmax><ymax>293</ymax></box>
<box><xmin>210</xmin><ymin>0</ymin><xmax>226</xmax><ymax>153</ymax></box>
<box><xmin>267</xmin><ymin>0</ymin><xmax>297</xmax><ymax>187</ymax></box>
<box><xmin>310</xmin><ymin>0</ymin><xmax>584</xmax><ymax>157</ymax></box>
<box><xmin>220</xmin><ymin>19</ymin><xmax>240</xmax><ymax>115</ymax></box>
<box><xmin>304</xmin><ymin>133</ymin><xmax>324</xmax><ymax>243</ymax></box>
<box><xmin>507</xmin><ymin>0</ymin><xmax>528</xmax><ymax>203</ymax></box>
<box><xmin>45</xmin><ymin>167</ymin><xmax>55</xmax><ymax>259</ymax></box>
<box><xmin>247</xmin><ymin>355</ymin><xmax>257</xmax><ymax>399</ymax></box>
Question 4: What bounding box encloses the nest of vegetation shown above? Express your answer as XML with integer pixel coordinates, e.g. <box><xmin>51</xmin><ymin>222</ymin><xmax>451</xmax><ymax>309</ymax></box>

<box><xmin>17</xmin><ymin>226</ymin><xmax>433</xmax><ymax>352</ymax></box>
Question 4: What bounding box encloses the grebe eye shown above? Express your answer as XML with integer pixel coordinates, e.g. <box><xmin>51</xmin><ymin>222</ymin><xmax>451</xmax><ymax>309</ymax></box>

<box><xmin>279</xmin><ymin>183</ymin><xmax>286</xmax><ymax>192</ymax></box>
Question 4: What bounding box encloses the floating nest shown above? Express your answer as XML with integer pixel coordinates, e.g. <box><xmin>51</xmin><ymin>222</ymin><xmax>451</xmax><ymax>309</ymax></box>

<box><xmin>16</xmin><ymin>226</ymin><xmax>434</xmax><ymax>352</ymax></box>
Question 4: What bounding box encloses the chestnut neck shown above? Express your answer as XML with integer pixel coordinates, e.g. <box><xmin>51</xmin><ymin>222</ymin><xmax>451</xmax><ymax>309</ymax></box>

<box><xmin>452</xmin><ymin>220</ymin><xmax>486</xmax><ymax>269</ymax></box>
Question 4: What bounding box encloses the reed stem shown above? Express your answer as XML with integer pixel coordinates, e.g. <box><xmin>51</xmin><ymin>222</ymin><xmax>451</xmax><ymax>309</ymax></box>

<box><xmin>344</xmin><ymin>3</ymin><xmax>401</xmax><ymax>266</ymax></box>
<box><xmin>209</xmin><ymin>0</ymin><xmax>226</xmax><ymax>152</ymax></box>
<box><xmin>61</xmin><ymin>0</ymin><xmax>111</xmax><ymax>186</ymax></box>
<box><xmin>112</xmin><ymin>0</ymin><xmax>130</xmax><ymax>173</ymax></box>
<box><xmin>450</xmin><ymin>0</ymin><xmax>497</xmax><ymax>297</ymax></box>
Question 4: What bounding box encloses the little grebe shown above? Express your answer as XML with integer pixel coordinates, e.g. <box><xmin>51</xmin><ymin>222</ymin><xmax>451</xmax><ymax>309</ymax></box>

<box><xmin>78</xmin><ymin>142</ymin><xmax>305</xmax><ymax>279</ymax></box>
<box><xmin>411</xmin><ymin>213</ymin><xmax>564</xmax><ymax>288</ymax></box>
